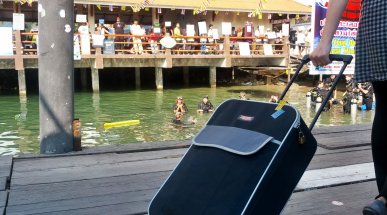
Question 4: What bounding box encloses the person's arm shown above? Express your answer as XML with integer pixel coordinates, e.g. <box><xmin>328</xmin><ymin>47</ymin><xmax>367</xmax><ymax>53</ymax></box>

<box><xmin>357</xmin><ymin>84</ymin><xmax>369</xmax><ymax>95</ymax></box>
<box><xmin>310</xmin><ymin>0</ymin><xmax>349</xmax><ymax>66</ymax></box>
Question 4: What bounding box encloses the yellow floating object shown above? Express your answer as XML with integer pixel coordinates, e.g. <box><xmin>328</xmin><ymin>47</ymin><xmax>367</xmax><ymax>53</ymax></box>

<box><xmin>103</xmin><ymin>120</ymin><xmax>140</xmax><ymax>128</ymax></box>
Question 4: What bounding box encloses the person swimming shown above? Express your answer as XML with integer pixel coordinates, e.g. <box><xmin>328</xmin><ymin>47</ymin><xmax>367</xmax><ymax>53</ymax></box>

<box><xmin>239</xmin><ymin>91</ymin><xmax>248</xmax><ymax>100</ymax></box>
<box><xmin>171</xmin><ymin>112</ymin><xmax>197</xmax><ymax>126</ymax></box>
<box><xmin>269</xmin><ymin>95</ymin><xmax>279</xmax><ymax>103</ymax></box>
<box><xmin>173</xmin><ymin>96</ymin><xmax>188</xmax><ymax>115</ymax></box>
<box><xmin>197</xmin><ymin>96</ymin><xmax>214</xmax><ymax>113</ymax></box>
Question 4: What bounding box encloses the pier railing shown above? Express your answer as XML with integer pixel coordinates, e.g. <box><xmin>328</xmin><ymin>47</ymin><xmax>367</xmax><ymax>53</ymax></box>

<box><xmin>2</xmin><ymin>30</ymin><xmax>291</xmax><ymax>70</ymax></box>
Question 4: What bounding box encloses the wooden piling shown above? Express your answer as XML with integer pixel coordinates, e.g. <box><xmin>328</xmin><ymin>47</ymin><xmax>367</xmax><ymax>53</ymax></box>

<box><xmin>38</xmin><ymin>0</ymin><xmax>74</xmax><ymax>154</ymax></box>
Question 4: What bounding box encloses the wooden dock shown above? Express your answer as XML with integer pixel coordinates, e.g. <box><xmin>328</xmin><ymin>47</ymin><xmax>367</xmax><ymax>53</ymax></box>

<box><xmin>0</xmin><ymin>124</ymin><xmax>377</xmax><ymax>215</ymax></box>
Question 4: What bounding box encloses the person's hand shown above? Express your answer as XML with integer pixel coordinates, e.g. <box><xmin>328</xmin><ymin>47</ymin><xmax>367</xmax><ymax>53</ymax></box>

<box><xmin>310</xmin><ymin>42</ymin><xmax>332</xmax><ymax>67</ymax></box>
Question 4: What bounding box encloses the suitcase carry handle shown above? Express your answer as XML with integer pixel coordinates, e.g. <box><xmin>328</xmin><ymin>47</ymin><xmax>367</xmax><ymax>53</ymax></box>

<box><xmin>278</xmin><ymin>54</ymin><xmax>353</xmax><ymax>131</ymax></box>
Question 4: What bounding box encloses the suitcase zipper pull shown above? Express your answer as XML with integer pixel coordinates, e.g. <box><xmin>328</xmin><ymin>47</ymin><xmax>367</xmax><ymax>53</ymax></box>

<box><xmin>298</xmin><ymin>130</ymin><xmax>306</xmax><ymax>145</ymax></box>
<box><xmin>293</xmin><ymin>112</ymin><xmax>305</xmax><ymax>144</ymax></box>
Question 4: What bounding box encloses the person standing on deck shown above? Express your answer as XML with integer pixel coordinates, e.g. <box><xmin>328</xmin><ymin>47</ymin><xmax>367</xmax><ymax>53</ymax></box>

<box><xmin>173</xmin><ymin>23</ymin><xmax>183</xmax><ymax>54</ymax></box>
<box><xmin>131</xmin><ymin>20</ymin><xmax>144</xmax><ymax>55</ymax></box>
<box><xmin>113</xmin><ymin>17</ymin><xmax>125</xmax><ymax>53</ymax></box>
<box><xmin>310</xmin><ymin>0</ymin><xmax>387</xmax><ymax>214</ymax></box>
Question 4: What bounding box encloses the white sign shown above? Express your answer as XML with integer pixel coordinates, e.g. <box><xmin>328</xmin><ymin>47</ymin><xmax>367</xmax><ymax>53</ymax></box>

<box><xmin>222</xmin><ymin>22</ymin><xmax>232</xmax><ymax>36</ymax></box>
<box><xmin>259</xmin><ymin>26</ymin><xmax>265</xmax><ymax>35</ymax></box>
<box><xmin>92</xmin><ymin>34</ymin><xmax>104</xmax><ymax>47</ymax></box>
<box><xmin>246</xmin><ymin>25</ymin><xmax>252</xmax><ymax>33</ymax></box>
<box><xmin>160</xmin><ymin>36</ymin><xmax>177</xmax><ymax>49</ymax></box>
<box><xmin>212</xmin><ymin>29</ymin><xmax>219</xmax><ymax>40</ymax></box>
<box><xmin>165</xmin><ymin>21</ymin><xmax>172</xmax><ymax>27</ymax></box>
<box><xmin>267</xmin><ymin>32</ymin><xmax>277</xmax><ymax>39</ymax></box>
<box><xmin>76</xmin><ymin>14</ymin><xmax>87</xmax><ymax>23</ymax></box>
<box><xmin>186</xmin><ymin>25</ymin><xmax>195</xmax><ymax>37</ymax></box>
<box><xmin>282</xmin><ymin>24</ymin><xmax>289</xmax><ymax>36</ymax></box>
<box><xmin>263</xmin><ymin>44</ymin><xmax>274</xmax><ymax>55</ymax></box>
<box><xmin>0</xmin><ymin>27</ymin><xmax>13</xmax><ymax>56</ymax></box>
<box><xmin>238</xmin><ymin>42</ymin><xmax>251</xmax><ymax>56</ymax></box>
<box><xmin>154</xmin><ymin>27</ymin><xmax>161</xmax><ymax>34</ymax></box>
<box><xmin>198</xmin><ymin>21</ymin><xmax>207</xmax><ymax>35</ymax></box>
<box><xmin>13</xmin><ymin>13</ymin><xmax>25</xmax><ymax>31</ymax></box>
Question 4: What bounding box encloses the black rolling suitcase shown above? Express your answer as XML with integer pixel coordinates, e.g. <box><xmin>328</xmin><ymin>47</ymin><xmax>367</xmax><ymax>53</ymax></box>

<box><xmin>149</xmin><ymin>54</ymin><xmax>353</xmax><ymax>215</ymax></box>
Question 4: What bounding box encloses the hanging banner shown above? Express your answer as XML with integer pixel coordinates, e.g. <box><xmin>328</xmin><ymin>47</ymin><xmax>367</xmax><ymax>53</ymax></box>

<box><xmin>310</xmin><ymin>0</ymin><xmax>361</xmax><ymax>75</ymax></box>
<box><xmin>0</xmin><ymin>27</ymin><xmax>13</xmax><ymax>56</ymax></box>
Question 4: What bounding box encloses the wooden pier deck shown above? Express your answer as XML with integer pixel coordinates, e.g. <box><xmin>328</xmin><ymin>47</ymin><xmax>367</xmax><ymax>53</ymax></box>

<box><xmin>0</xmin><ymin>124</ymin><xmax>377</xmax><ymax>215</ymax></box>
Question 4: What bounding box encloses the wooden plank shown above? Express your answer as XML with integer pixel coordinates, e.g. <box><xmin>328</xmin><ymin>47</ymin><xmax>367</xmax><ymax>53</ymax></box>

<box><xmin>17</xmin><ymin>140</ymin><xmax>190</xmax><ymax>159</ymax></box>
<box><xmin>0</xmin><ymin>155</ymin><xmax>12</xmax><ymax>191</ymax></box>
<box><xmin>13</xmin><ymin>148</ymin><xmax>187</xmax><ymax>172</ymax></box>
<box><xmin>0</xmin><ymin>155</ymin><xmax>12</xmax><ymax>178</ymax></box>
<box><xmin>315</xmin><ymin>130</ymin><xmax>371</xmax><ymax>149</ymax></box>
<box><xmin>297</xmin><ymin>163</ymin><xmax>374</xmax><ymax>191</ymax></box>
<box><xmin>0</xmin><ymin>191</ymin><xmax>7</xmax><ymax>208</ymax></box>
<box><xmin>30</xmin><ymin>201</ymin><xmax>148</xmax><ymax>215</ymax></box>
<box><xmin>313</xmin><ymin>124</ymin><xmax>371</xmax><ymax>135</ymax></box>
<box><xmin>11</xmin><ymin>157</ymin><xmax>180</xmax><ymax>186</ymax></box>
<box><xmin>314</xmin><ymin>145</ymin><xmax>371</xmax><ymax>156</ymax></box>
<box><xmin>284</xmin><ymin>181</ymin><xmax>377</xmax><ymax>215</ymax></box>
<box><xmin>8</xmin><ymin>172</ymin><xmax>169</xmax><ymax>205</ymax></box>
<box><xmin>308</xmin><ymin>148</ymin><xmax>372</xmax><ymax>170</ymax></box>
<box><xmin>0</xmin><ymin>177</ymin><xmax>6</xmax><ymax>191</ymax></box>
<box><xmin>6</xmin><ymin>188</ymin><xmax>157</xmax><ymax>215</ymax></box>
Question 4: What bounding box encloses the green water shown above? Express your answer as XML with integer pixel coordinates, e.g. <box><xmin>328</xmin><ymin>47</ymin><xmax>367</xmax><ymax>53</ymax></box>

<box><xmin>0</xmin><ymin>84</ymin><xmax>374</xmax><ymax>156</ymax></box>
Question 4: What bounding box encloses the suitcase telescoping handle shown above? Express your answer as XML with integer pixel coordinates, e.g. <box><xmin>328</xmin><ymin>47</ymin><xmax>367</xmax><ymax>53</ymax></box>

<box><xmin>278</xmin><ymin>54</ymin><xmax>353</xmax><ymax>131</ymax></box>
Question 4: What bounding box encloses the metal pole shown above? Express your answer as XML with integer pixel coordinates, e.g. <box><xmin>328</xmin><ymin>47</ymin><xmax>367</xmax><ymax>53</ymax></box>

<box><xmin>38</xmin><ymin>0</ymin><xmax>74</xmax><ymax>154</ymax></box>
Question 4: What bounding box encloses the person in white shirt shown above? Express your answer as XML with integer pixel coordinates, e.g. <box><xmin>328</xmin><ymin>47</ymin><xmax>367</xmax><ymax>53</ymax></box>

<box><xmin>207</xmin><ymin>24</ymin><xmax>216</xmax><ymax>54</ymax></box>
<box><xmin>77</xmin><ymin>22</ymin><xmax>90</xmax><ymax>54</ymax></box>
<box><xmin>305</xmin><ymin>28</ymin><xmax>313</xmax><ymax>54</ymax></box>
<box><xmin>130</xmin><ymin>19</ymin><xmax>144</xmax><ymax>54</ymax></box>
<box><xmin>296</xmin><ymin>29</ymin><xmax>306</xmax><ymax>55</ymax></box>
